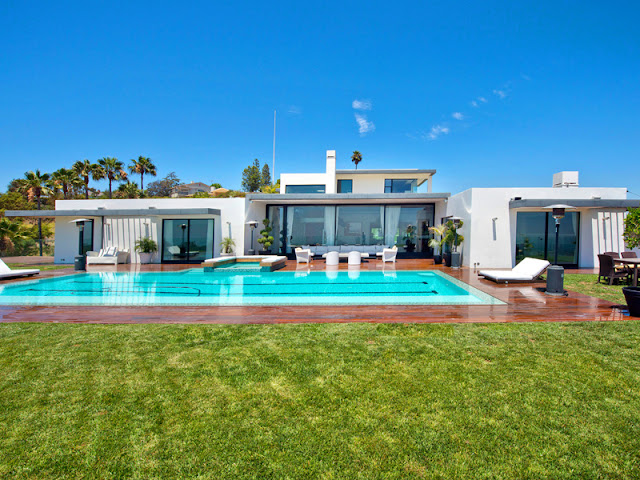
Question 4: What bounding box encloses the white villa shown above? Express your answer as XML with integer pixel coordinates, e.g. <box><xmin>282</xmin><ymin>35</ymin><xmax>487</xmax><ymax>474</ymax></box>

<box><xmin>6</xmin><ymin>150</ymin><xmax>639</xmax><ymax>268</ymax></box>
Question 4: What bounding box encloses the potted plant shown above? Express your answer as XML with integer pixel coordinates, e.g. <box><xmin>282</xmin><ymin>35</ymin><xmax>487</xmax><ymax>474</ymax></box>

<box><xmin>257</xmin><ymin>218</ymin><xmax>274</xmax><ymax>255</ymax></box>
<box><xmin>428</xmin><ymin>224</ymin><xmax>446</xmax><ymax>264</ymax></box>
<box><xmin>443</xmin><ymin>219</ymin><xmax>464</xmax><ymax>268</ymax></box>
<box><xmin>134</xmin><ymin>236</ymin><xmax>158</xmax><ymax>264</ymax></box>
<box><xmin>220</xmin><ymin>237</ymin><xmax>235</xmax><ymax>256</ymax></box>
<box><xmin>403</xmin><ymin>225</ymin><xmax>416</xmax><ymax>253</ymax></box>
<box><xmin>622</xmin><ymin>208</ymin><xmax>640</xmax><ymax>316</ymax></box>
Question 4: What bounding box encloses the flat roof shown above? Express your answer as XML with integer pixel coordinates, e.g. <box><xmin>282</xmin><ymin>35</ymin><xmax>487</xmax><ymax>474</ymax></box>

<box><xmin>509</xmin><ymin>199</ymin><xmax>640</xmax><ymax>209</ymax></box>
<box><xmin>4</xmin><ymin>208</ymin><xmax>222</xmax><ymax>217</ymax></box>
<box><xmin>247</xmin><ymin>193</ymin><xmax>449</xmax><ymax>204</ymax></box>
<box><xmin>335</xmin><ymin>169</ymin><xmax>436</xmax><ymax>175</ymax></box>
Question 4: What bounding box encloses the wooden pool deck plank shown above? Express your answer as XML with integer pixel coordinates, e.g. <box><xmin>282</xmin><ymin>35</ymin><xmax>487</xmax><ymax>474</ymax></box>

<box><xmin>0</xmin><ymin>259</ymin><xmax>630</xmax><ymax>324</ymax></box>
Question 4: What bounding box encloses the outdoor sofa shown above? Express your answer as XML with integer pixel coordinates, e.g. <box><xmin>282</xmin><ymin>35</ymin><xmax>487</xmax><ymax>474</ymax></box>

<box><xmin>86</xmin><ymin>247</ymin><xmax>130</xmax><ymax>265</ymax></box>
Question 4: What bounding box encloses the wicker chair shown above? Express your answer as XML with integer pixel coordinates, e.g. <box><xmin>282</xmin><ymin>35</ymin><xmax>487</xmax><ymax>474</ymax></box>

<box><xmin>597</xmin><ymin>254</ymin><xmax>629</xmax><ymax>285</ymax></box>
<box><xmin>622</xmin><ymin>252</ymin><xmax>638</xmax><ymax>259</ymax></box>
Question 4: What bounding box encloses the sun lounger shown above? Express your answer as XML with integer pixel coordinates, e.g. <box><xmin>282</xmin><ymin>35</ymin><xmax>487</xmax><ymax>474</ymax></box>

<box><xmin>478</xmin><ymin>257</ymin><xmax>550</xmax><ymax>283</ymax></box>
<box><xmin>0</xmin><ymin>259</ymin><xmax>39</xmax><ymax>280</ymax></box>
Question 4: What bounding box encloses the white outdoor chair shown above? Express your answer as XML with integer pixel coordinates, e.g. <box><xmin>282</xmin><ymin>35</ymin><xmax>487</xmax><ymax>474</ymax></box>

<box><xmin>478</xmin><ymin>257</ymin><xmax>550</xmax><ymax>284</ymax></box>
<box><xmin>295</xmin><ymin>247</ymin><xmax>312</xmax><ymax>264</ymax></box>
<box><xmin>348</xmin><ymin>251</ymin><xmax>362</xmax><ymax>266</ymax></box>
<box><xmin>86</xmin><ymin>247</ymin><xmax>130</xmax><ymax>265</ymax></box>
<box><xmin>381</xmin><ymin>246</ymin><xmax>398</xmax><ymax>263</ymax></box>
<box><xmin>325</xmin><ymin>251</ymin><xmax>339</xmax><ymax>266</ymax></box>
<box><xmin>0</xmin><ymin>259</ymin><xmax>39</xmax><ymax>280</ymax></box>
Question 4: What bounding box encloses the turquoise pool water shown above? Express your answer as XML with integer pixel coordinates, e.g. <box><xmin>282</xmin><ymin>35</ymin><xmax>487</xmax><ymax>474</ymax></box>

<box><xmin>0</xmin><ymin>270</ymin><xmax>504</xmax><ymax>306</ymax></box>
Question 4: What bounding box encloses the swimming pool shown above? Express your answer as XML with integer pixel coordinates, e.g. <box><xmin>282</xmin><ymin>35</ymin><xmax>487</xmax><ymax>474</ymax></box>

<box><xmin>0</xmin><ymin>270</ymin><xmax>504</xmax><ymax>306</ymax></box>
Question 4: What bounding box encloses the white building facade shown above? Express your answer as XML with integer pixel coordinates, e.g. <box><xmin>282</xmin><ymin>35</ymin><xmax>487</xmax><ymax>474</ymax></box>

<box><xmin>6</xmin><ymin>152</ymin><xmax>638</xmax><ymax>267</ymax></box>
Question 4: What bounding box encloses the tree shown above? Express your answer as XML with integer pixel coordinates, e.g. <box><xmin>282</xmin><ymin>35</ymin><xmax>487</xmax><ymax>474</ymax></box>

<box><xmin>0</xmin><ymin>218</ymin><xmax>31</xmax><ymax>254</ymax></box>
<box><xmin>17</xmin><ymin>170</ymin><xmax>53</xmax><ymax>256</ymax></box>
<box><xmin>0</xmin><ymin>192</ymin><xmax>33</xmax><ymax>214</ymax></box>
<box><xmin>261</xmin><ymin>163</ymin><xmax>271</xmax><ymax>187</ymax></box>
<box><xmin>624</xmin><ymin>208</ymin><xmax>640</xmax><ymax>250</ymax></box>
<box><xmin>211</xmin><ymin>182</ymin><xmax>222</xmax><ymax>189</ymax></box>
<box><xmin>72</xmin><ymin>159</ymin><xmax>102</xmax><ymax>199</ymax></box>
<box><xmin>351</xmin><ymin>151</ymin><xmax>363</xmax><ymax>170</ymax></box>
<box><xmin>241</xmin><ymin>159</ymin><xmax>262</xmax><ymax>192</ymax></box>
<box><xmin>116</xmin><ymin>181</ymin><xmax>142</xmax><ymax>199</ymax></box>
<box><xmin>51</xmin><ymin>168</ymin><xmax>81</xmax><ymax>199</ymax></box>
<box><xmin>97</xmin><ymin>157</ymin><xmax>127</xmax><ymax>198</ymax></box>
<box><xmin>146</xmin><ymin>172</ymin><xmax>181</xmax><ymax>197</ymax></box>
<box><xmin>128</xmin><ymin>156</ymin><xmax>157</xmax><ymax>190</ymax></box>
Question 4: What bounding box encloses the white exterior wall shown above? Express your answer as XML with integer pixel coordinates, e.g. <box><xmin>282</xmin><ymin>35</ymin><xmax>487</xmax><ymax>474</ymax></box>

<box><xmin>53</xmin><ymin>198</ymin><xmax>246</xmax><ymax>263</ymax></box>
<box><xmin>446</xmin><ymin>187</ymin><xmax>630</xmax><ymax>269</ymax></box>
<box><xmin>336</xmin><ymin>173</ymin><xmax>429</xmax><ymax>194</ymax></box>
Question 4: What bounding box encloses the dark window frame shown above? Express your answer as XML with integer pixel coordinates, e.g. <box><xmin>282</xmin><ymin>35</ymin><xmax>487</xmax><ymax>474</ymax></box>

<box><xmin>285</xmin><ymin>184</ymin><xmax>326</xmax><ymax>194</ymax></box>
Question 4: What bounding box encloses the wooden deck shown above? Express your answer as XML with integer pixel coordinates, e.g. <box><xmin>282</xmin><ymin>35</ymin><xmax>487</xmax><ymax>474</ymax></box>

<box><xmin>0</xmin><ymin>259</ymin><xmax>631</xmax><ymax>324</ymax></box>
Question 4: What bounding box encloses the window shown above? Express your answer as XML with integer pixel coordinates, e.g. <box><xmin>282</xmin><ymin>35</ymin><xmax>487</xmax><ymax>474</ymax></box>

<box><xmin>285</xmin><ymin>184</ymin><xmax>326</xmax><ymax>194</ymax></box>
<box><xmin>285</xmin><ymin>206</ymin><xmax>330</xmax><ymax>252</ymax></box>
<box><xmin>161</xmin><ymin>219</ymin><xmax>215</xmax><ymax>263</ymax></box>
<box><xmin>337</xmin><ymin>179</ymin><xmax>352</xmax><ymax>193</ymax></box>
<box><xmin>515</xmin><ymin>212</ymin><xmax>580</xmax><ymax>267</ymax></box>
<box><xmin>384</xmin><ymin>206</ymin><xmax>435</xmax><ymax>253</ymax></box>
<box><xmin>335</xmin><ymin>206</ymin><xmax>384</xmax><ymax>245</ymax></box>
<box><xmin>384</xmin><ymin>179</ymin><xmax>417</xmax><ymax>193</ymax></box>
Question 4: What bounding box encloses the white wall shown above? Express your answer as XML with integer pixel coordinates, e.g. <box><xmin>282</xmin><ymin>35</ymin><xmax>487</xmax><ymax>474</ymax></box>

<box><xmin>446</xmin><ymin>187</ymin><xmax>630</xmax><ymax>268</ymax></box>
<box><xmin>336</xmin><ymin>173</ymin><xmax>430</xmax><ymax>194</ymax></box>
<box><xmin>53</xmin><ymin>198</ymin><xmax>246</xmax><ymax>263</ymax></box>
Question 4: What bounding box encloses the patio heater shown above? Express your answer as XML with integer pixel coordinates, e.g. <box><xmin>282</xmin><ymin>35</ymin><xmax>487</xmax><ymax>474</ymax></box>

<box><xmin>544</xmin><ymin>205</ymin><xmax>574</xmax><ymax>296</ymax></box>
<box><xmin>247</xmin><ymin>221</ymin><xmax>259</xmax><ymax>255</ymax></box>
<box><xmin>70</xmin><ymin>218</ymin><xmax>90</xmax><ymax>271</ymax></box>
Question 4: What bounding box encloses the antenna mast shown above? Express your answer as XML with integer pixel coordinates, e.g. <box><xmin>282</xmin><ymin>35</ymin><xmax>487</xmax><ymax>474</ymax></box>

<box><xmin>272</xmin><ymin>110</ymin><xmax>276</xmax><ymax>185</ymax></box>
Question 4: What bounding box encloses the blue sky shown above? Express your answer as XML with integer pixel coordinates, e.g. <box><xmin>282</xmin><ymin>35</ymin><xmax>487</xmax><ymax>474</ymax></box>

<box><xmin>1</xmin><ymin>1</ymin><xmax>639</xmax><ymax>196</ymax></box>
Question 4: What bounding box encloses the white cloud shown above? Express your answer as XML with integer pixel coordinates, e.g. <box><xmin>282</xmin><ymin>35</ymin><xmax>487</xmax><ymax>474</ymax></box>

<box><xmin>287</xmin><ymin>105</ymin><xmax>302</xmax><ymax>114</ymax></box>
<box><xmin>470</xmin><ymin>100</ymin><xmax>478</xmax><ymax>107</ymax></box>
<box><xmin>355</xmin><ymin>114</ymin><xmax>375</xmax><ymax>135</ymax></box>
<box><xmin>352</xmin><ymin>99</ymin><xmax>372</xmax><ymax>111</ymax></box>
<box><xmin>427</xmin><ymin>124</ymin><xmax>449</xmax><ymax>140</ymax></box>
<box><xmin>478</xmin><ymin>96</ymin><xmax>488</xmax><ymax>103</ymax></box>
<box><xmin>452</xmin><ymin>112</ymin><xmax>464</xmax><ymax>120</ymax></box>
<box><xmin>493</xmin><ymin>89</ymin><xmax>507</xmax><ymax>99</ymax></box>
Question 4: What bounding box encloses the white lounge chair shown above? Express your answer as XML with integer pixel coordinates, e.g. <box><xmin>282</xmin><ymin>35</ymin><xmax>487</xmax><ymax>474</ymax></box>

<box><xmin>381</xmin><ymin>246</ymin><xmax>398</xmax><ymax>263</ymax></box>
<box><xmin>478</xmin><ymin>257</ymin><xmax>550</xmax><ymax>283</ymax></box>
<box><xmin>295</xmin><ymin>247</ymin><xmax>312</xmax><ymax>264</ymax></box>
<box><xmin>86</xmin><ymin>247</ymin><xmax>130</xmax><ymax>265</ymax></box>
<box><xmin>0</xmin><ymin>259</ymin><xmax>39</xmax><ymax>280</ymax></box>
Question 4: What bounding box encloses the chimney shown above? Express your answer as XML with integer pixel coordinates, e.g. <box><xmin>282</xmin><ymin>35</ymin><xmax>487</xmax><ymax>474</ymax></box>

<box><xmin>553</xmin><ymin>171</ymin><xmax>579</xmax><ymax>188</ymax></box>
<box><xmin>326</xmin><ymin>150</ymin><xmax>336</xmax><ymax>175</ymax></box>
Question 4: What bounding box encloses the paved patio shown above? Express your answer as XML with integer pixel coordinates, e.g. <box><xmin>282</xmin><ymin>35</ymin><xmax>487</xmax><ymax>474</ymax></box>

<box><xmin>0</xmin><ymin>259</ymin><xmax>631</xmax><ymax>324</ymax></box>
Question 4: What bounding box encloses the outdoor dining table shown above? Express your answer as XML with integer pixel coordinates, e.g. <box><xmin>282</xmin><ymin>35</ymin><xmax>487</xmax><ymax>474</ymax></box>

<box><xmin>614</xmin><ymin>257</ymin><xmax>640</xmax><ymax>287</ymax></box>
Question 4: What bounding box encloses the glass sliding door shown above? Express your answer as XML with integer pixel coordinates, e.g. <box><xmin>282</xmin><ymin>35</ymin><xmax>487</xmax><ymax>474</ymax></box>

<box><xmin>515</xmin><ymin>212</ymin><xmax>579</xmax><ymax>267</ymax></box>
<box><xmin>268</xmin><ymin>206</ymin><xmax>285</xmax><ymax>255</ymax></box>
<box><xmin>384</xmin><ymin>206</ymin><xmax>435</xmax><ymax>253</ymax></box>
<box><xmin>286</xmin><ymin>206</ymin><xmax>328</xmax><ymax>252</ymax></box>
<box><xmin>81</xmin><ymin>220</ymin><xmax>94</xmax><ymax>255</ymax></box>
<box><xmin>161</xmin><ymin>219</ymin><xmax>214</xmax><ymax>263</ymax></box>
<box><xmin>335</xmin><ymin>206</ymin><xmax>384</xmax><ymax>245</ymax></box>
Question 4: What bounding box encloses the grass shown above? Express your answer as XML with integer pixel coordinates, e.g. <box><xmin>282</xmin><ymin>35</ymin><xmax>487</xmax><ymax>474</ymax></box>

<box><xmin>564</xmin><ymin>274</ymin><xmax>628</xmax><ymax>304</ymax></box>
<box><xmin>7</xmin><ymin>263</ymin><xmax>72</xmax><ymax>271</ymax></box>
<box><xmin>1</xmin><ymin>322</ymin><xmax>640</xmax><ymax>479</ymax></box>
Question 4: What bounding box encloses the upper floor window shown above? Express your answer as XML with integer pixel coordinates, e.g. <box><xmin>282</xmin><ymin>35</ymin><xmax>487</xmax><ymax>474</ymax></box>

<box><xmin>337</xmin><ymin>179</ymin><xmax>353</xmax><ymax>193</ymax></box>
<box><xmin>384</xmin><ymin>179</ymin><xmax>417</xmax><ymax>193</ymax></box>
<box><xmin>285</xmin><ymin>184</ymin><xmax>326</xmax><ymax>194</ymax></box>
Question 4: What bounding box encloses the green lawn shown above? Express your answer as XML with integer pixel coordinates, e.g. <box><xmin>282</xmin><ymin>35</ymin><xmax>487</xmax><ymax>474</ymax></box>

<box><xmin>564</xmin><ymin>274</ymin><xmax>628</xmax><ymax>304</ymax></box>
<box><xmin>7</xmin><ymin>263</ymin><xmax>72</xmax><ymax>271</ymax></box>
<box><xmin>1</xmin><ymin>322</ymin><xmax>640</xmax><ymax>479</ymax></box>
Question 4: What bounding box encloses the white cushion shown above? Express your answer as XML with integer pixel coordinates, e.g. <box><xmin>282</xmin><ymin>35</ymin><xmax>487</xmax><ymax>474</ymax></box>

<box><xmin>315</xmin><ymin>246</ymin><xmax>328</xmax><ymax>255</ymax></box>
<box><xmin>328</xmin><ymin>246</ymin><xmax>340</xmax><ymax>252</ymax></box>
<box><xmin>103</xmin><ymin>246</ymin><xmax>117</xmax><ymax>257</ymax></box>
<box><xmin>363</xmin><ymin>246</ymin><xmax>377</xmax><ymax>254</ymax></box>
<box><xmin>0</xmin><ymin>259</ymin><xmax>11</xmax><ymax>274</ymax></box>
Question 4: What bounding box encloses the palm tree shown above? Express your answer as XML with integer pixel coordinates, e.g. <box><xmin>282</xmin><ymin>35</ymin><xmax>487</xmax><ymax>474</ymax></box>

<box><xmin>116</xmin><ymin>181</ymin><xmax>141</xmax><ymax>199</ymax></box>
<box><xmin>128</xmin><ymin>156</ymin><xmax>157</xmax><ymax>190</ymax></box>
<box><xmin>73</xmin><ymin>159</ymin><xmax>102</xmax><ymax>199</ymax></box>
<box><xmin>51</xmin><ymin>168</ymin><xmax>80</xmax><ymax>199</ymax></box>
<box><xmin>0</xmin><ymin>218</ymin><xmax>31</xmax><ymax>254</ymax></box>
<box><xmin>351</xmin><ymin>151</ymin><xmax>363</xmax><ymax>170</ymax></box>
<box><xmin>17</xmin><ymin>170</ymin><xmax>53</xmax><ymax>256</ymax></box>
<box><xmin>97</xmin><ymin>157</ymin><xmax>128</xmax><ymax>198</ymax></box>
